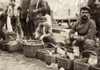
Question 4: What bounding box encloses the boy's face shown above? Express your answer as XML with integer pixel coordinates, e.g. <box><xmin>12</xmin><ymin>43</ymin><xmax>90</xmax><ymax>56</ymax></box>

<box><xmin>41</xmin><ymin>21</ymin><xmax>46</xmax><ymax>27</ymax></box>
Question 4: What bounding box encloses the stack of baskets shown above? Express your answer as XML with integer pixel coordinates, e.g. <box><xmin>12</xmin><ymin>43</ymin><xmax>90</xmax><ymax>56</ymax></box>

<box><xmin>22</xmin><ymin>40</ymin><xmax>44</xmax><ymax>58</ymax></box>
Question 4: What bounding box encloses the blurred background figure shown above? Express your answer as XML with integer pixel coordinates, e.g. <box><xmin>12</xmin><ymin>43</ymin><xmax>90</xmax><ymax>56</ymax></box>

<box><xmin>0</xmin><ymin>8</ymin><xmax>7</xmax><ymax>40</ymax></box>
<box><xmin>87</xmin><ymin>0</ymin><xmax>100</xmax><ymax>38</ymax></box>
<box><xmin>7</xmin><ymin>0</ymin><xmax>23</xmax><ymax>39</ymax></box>
<box><xmin>20</xmin><ymin>0</ymin><xmax>31</xmax><ymax>39</ymax></box>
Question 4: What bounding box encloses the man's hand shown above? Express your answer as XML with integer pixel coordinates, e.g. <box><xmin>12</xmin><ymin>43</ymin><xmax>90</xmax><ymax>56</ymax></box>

<box><xmin>26</xmin><ymin>17</ymin><xmax>29</xmax><ymax>23</ymax></box>
<box><xmin>73</xmin><ymin>35</ymin><xmax>84</xmax><ymax>42</ymax></box>
<box><xmin>40</xmin><ymin>35</ymin><xmax>45</xmax><ymax>40</ymax></box>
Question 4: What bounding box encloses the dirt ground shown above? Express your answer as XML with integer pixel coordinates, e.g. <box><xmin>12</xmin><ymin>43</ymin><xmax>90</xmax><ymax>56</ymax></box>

<box><xmin>0</xmin><ymin>50</ymin><xmax>57</xmax><ymax>70</ymax></box>
<box><xmin>0</xmin><ymin>29</ymin><xmax>70</xmax><ymax>70</ymax></box>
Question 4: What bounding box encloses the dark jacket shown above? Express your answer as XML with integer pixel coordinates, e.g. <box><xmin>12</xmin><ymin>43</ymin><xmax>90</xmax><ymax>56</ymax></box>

<box><xmin>69</xmin><ymin>19</ymin><xmax>96</xmax><ymax>40</ymax></box>
<box><xmin>21</xmin><ymin>0</ymin><xmax>31</xmax><ymax>19</ymax></box>
<box><xmin>29</xmin><ymin>0</ymin><xmax>50</xmax><ymax>20</ymax></box>
<box><xmin>88</xmin><ymin>0</ymin><xmax>100</xmax><ymax>15</ymax></box>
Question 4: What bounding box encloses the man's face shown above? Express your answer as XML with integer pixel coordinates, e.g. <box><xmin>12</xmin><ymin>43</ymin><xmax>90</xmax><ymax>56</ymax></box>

<box><xmin>80</xmin><ymin>10</ymin><xmax>90</xmax><ymax>21</ymax></box>
<box><xmin>10</xmin><ymin>1</ymin><xmax>15</xmax><ymax>5</ymax></box>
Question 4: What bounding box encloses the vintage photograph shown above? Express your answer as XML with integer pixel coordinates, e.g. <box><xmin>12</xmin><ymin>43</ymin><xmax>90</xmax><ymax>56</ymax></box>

<box><xmin>0</xmin><ymin>0</ymin><xmax>100</xmax><ymax>70</ymax></box>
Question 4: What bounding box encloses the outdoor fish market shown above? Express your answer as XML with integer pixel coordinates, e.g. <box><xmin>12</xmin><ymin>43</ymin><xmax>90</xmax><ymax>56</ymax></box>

<box><xmin>0</xmin><ymin>0</ymin><xmax>100</xmax><ymax>70</ymax></box>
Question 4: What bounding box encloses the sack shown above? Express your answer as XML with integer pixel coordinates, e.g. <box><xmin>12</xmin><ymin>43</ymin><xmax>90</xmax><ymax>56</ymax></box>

<box><xmin>7</xmin><ymin>16</ymin><xmax>13</xmax><ymax>32</ymax></box>
<box><xmin>73</xmin><ymin>46</ymin><xmax>80</xmax><ymax>57</ymax></box>
<box><xmin>56</xmin><ymin>47</ymin><xmax>67</xmax><ymax>57</ymax></box>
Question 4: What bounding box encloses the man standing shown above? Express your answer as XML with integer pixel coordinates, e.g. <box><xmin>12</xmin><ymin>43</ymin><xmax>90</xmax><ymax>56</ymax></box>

<box><xmin>87</xmin><ymin>0</ymin><xmax>100</xmax><ymax>37</ymax></box>
<box><xmin>20</xmin><ymin>0</ymin><xmax>31</xmax><ymax>38</ymax></box>
<box><xmin>69</xmin><ymin>7</ymin><xmax>97</xmax><ymax>52</ymax></box>
<box><xmin>26</xmin><ymin>0</ymin><xmax>49</xmax><ymax>38</ymax></box>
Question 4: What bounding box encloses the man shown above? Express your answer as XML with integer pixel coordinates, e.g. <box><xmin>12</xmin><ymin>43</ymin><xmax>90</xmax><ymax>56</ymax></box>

<box><xmin>7</xmin><ymin>0</ymin><xmax>23</xmax><ymax>39</ymax></box>
<box><xmin>34</xmin><ymin>17</ymin><xmax>55</xmax><ymax>44</ymax></box>
<box><xmin>0</xmin><ymin>9</ymin><xmax>7</xmax><ymax>40</ymax></box>
<box><xmin>20</xmin><ymin>0</ymin><xmax>31</xmax><ymax>38</ymax></box>
<box><xmin>26</xmin><ymin>0</ymin><xmax>49</xmax><ymax>38</ymax></box>
<box><xmin>69</xmin><ymin>7</ymin><xmax>97</xmax><ymax>52</ymax></box>
<box><xmin>87</xmin><ymin>0</ymin><xmax>100</xmax><ymax>37</ymax></box>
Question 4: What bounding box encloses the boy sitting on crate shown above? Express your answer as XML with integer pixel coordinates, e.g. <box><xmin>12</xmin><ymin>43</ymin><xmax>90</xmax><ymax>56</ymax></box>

<box><xmin>68</xmin><ymin>6</ymin><xmax>97</xmax><ymax>53</ymax></box>
<box><xmin>34</xmin><ymin>17</ymin><xmax>55</xmax><ymax>45</ymax></box>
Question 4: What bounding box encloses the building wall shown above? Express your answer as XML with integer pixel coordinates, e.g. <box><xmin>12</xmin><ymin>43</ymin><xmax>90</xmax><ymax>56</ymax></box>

<box><xmin>0</xmin><ymin>0</ymin><xmax>89</xmax><ymax>19</ymax></box>
<box><xmin>46</xmin><ymin>0</ymin><xmax>89</xmax><ymax>19</ymax></box>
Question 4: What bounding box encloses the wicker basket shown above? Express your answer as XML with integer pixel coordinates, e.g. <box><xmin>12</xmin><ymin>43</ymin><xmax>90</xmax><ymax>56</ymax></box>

<box><xmin>57</xmin><ymin>57</ymin><xmax>73</xmax><ymax>70</ymax></box>
<box><xmin>91</xmin><ymin>63</ymin><xmax>100</xmax><ymax>70</ymax></box>
<box><xmin>4</xmin><ymin>41</ymin><xmax>22</xmax><ymax>52</ymax></box>
<box><xmin>74</xmin><ymin>50</ymin><xmax>97</xmax><ymax>70</ymax></box>
<box><xmin>37</xmin><ymin>48</ymin><xmax>54</xmax><ymax>61</ymax></box>
<box><xmin>74</xmin><ymin>58</ymin><xmax>90</xmax><ymax>70</ymax></box>
<box><xmin>45</xmin><ymin>54</ymin><xmax>57</xmax><ymax>65</ymax></box>
<box><xmin>23</xmin><ymin>40</ymin><xmax>44</xmax><ymax>58</ymax></box>
<box><xmin>0</xmin><ymin>41</ymin><xmax>8</xmax><ymax>51</ymax></box>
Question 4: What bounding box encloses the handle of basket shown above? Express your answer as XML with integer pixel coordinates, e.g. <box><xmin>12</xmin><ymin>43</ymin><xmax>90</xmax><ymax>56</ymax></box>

<box><xmin>80</xmin><ymin>50</ymin><xmax>97</xmax><ymax>59</ymax></box>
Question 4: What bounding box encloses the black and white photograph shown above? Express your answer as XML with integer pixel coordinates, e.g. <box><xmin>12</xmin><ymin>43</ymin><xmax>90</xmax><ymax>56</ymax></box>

<box><xmin>0</xmin><ymin>0</ymin><xmax>100</xmax><ymax>70</ymax></box>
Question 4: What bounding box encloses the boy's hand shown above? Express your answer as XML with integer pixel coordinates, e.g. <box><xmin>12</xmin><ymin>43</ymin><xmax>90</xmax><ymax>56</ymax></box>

<box><xmin>40</xmin><ymin>35</ymin><xmax>45</xmax><ymax>40</ymax></box>
<box><xmin>34</xmin><ymin>34</ymin><xmax>39</xmax><ymax>39</ymax></box>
